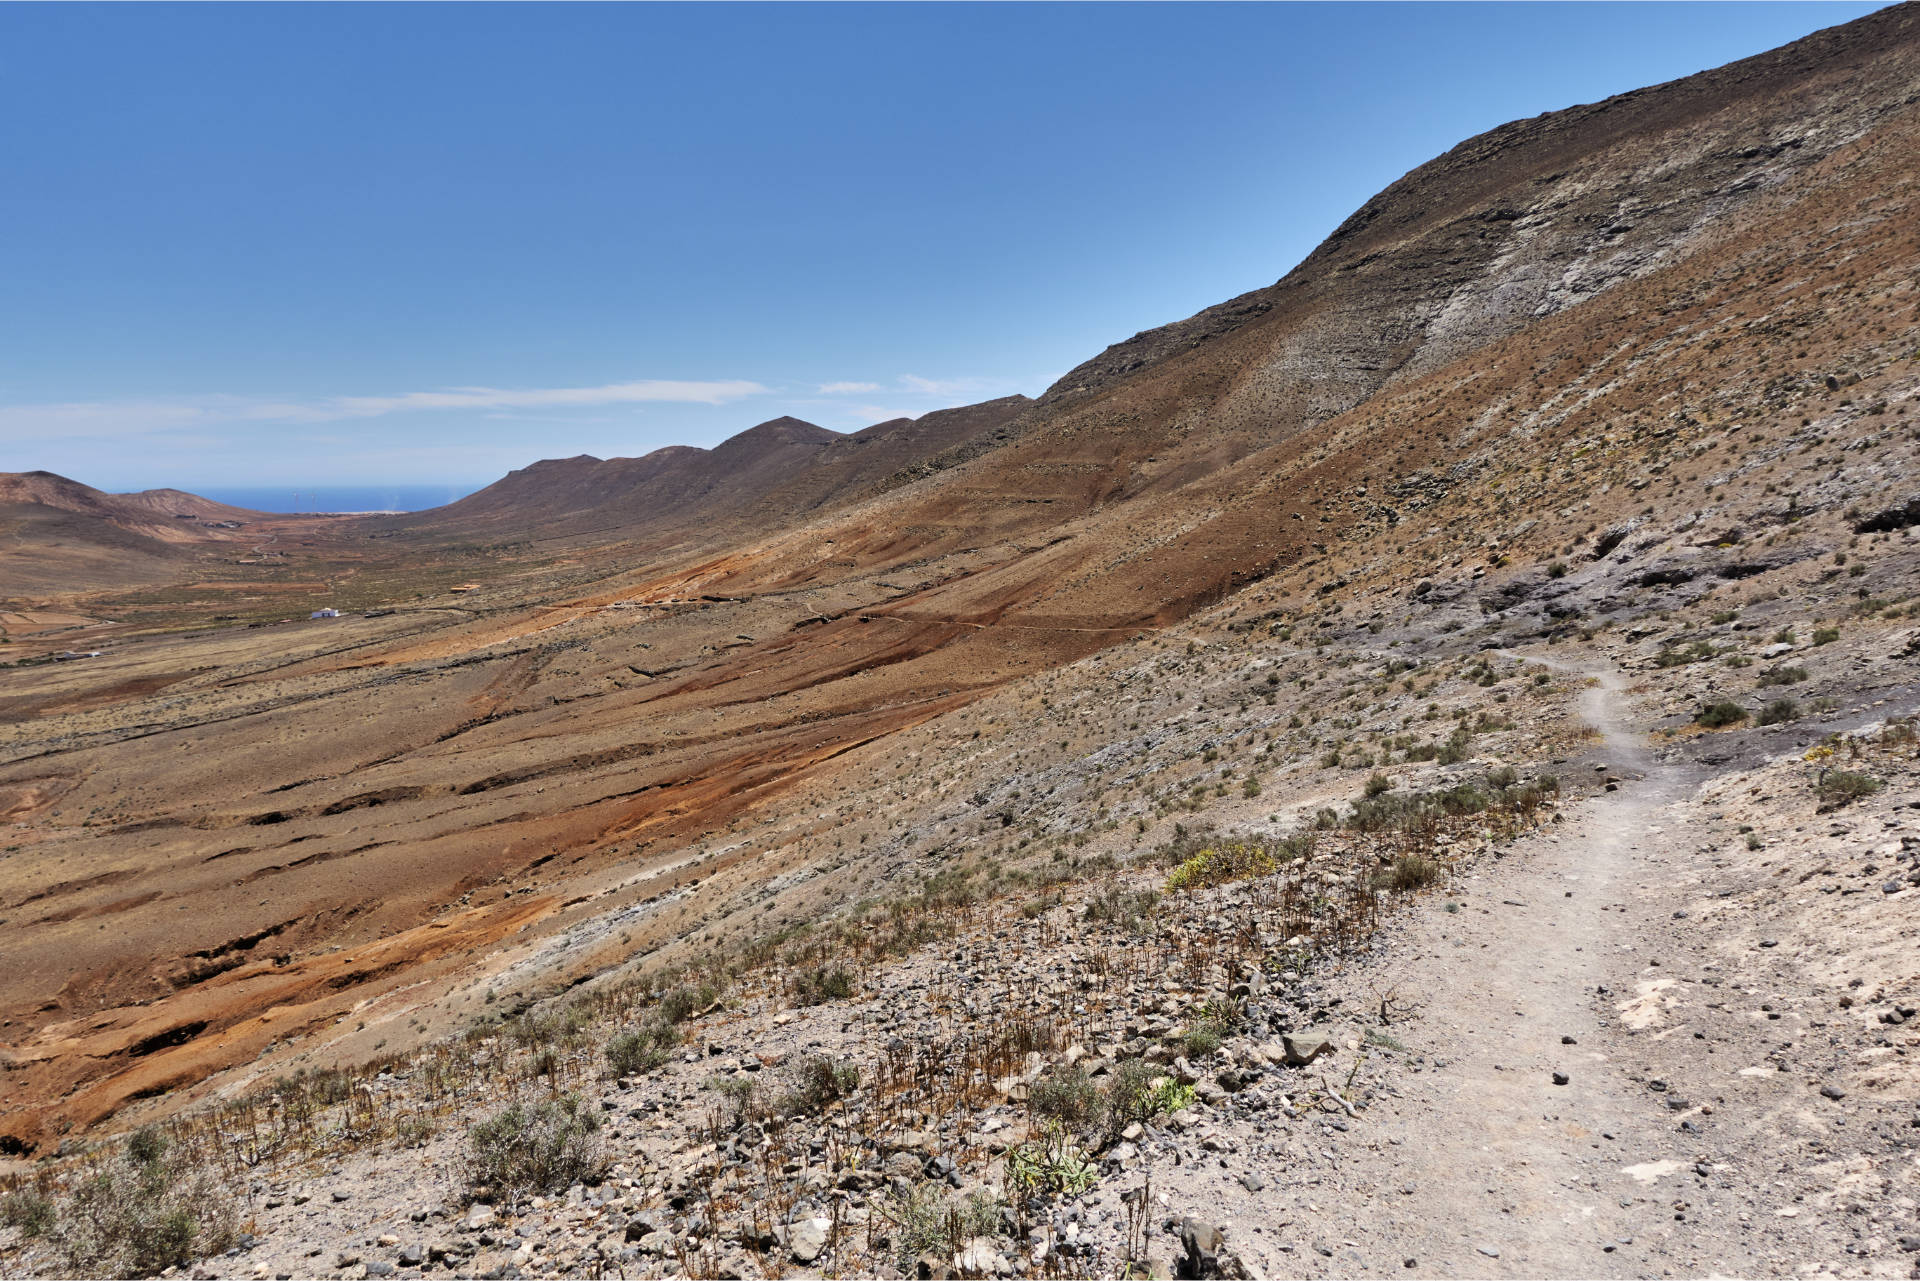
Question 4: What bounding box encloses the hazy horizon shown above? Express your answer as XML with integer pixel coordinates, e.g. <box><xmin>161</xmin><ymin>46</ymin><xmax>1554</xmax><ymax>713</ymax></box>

<box><xmin>190</xmin><ymin>484</ymin><xmax>480</xmax><ymax>514</ymax></box>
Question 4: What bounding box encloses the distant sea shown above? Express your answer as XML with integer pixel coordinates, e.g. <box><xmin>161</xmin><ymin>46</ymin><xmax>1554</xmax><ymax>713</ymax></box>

<box><xmin>192</xmin><ymin>485</ymin><xmax>478</xmax><ymax>514</ymax></box>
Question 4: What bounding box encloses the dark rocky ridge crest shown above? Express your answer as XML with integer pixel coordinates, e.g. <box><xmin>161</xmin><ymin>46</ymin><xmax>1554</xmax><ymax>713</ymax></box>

<box><xmin>1035</xmin><ymin>2</ymin><xmax>1920</xmax><ymax>418</ymax></box>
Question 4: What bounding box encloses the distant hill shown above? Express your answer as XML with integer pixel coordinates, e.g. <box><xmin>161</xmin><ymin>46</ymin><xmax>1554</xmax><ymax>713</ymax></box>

<box><xmin>0</xmin><ymin>472</ymin><xmax>259</xmax><ymax>543</ymax></box>
<box><xmin>386</xmin><ymin>397</ymin><xmax>1031</xmax><ymax>543</ymax></box>
<box><xmin>0</xmin><ymin>473</ymin><xmax>262</xmax><ymax>597</ymax></box>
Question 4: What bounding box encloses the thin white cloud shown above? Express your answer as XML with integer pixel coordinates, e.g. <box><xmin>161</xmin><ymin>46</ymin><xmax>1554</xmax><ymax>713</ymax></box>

<box><xmin>817</xmin><ymin>381</ymin><xmax>882</xmax><ymax>395</ymax></box>
<box><xmin>0</xmin><ymin>400</ymin><xmax>210</xmax><ymax>437</ymax></box>
<box><xmin>853</xmin><ymin>405</ymin><xmax>918</xmax><ymax>423</ymax></box>
<box><xmin>324</xmin><ymin>380</ymin><xmax>765</xmax><ymax>419</ymax></box>
<box><xmin>897</xmin><ymin>374</ymin><xmax>996</xmax><ymax>397</ymax></box>
<box><xmin>0</xmin><ymin>378</ymin><xmax>767</xmax><ymax>442</ymax></box>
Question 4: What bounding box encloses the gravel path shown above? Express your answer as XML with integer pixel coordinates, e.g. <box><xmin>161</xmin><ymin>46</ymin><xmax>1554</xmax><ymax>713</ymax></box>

<box><xmin>1201</xmin><ymin>654</ymin><xmax>1920</xmax><ymax>1280</ymax></box>
<box><xmin>1217</xmin><ymin>663</ymin><xmax>1748</xmax><ymax>1277</ymax></box>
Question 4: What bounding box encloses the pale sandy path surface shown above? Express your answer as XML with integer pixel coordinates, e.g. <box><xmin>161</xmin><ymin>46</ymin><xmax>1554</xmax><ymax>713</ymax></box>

<box><xmin>1208</xmin><ymin>661</ymin><xmax>1916</xmax><ymax>1279</ymax></box>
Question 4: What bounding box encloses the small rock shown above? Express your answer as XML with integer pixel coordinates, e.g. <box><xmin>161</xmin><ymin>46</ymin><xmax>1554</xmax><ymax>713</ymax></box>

<box><xmin>466</xmin><ymin>1250</ymin><xmax>512</xmax><ymax>1279</ymax></box>
<box><xmin>1821</xmin><ymin>1085</ymin><xmax>1847</xmax><ymax>1101</ymax></box>
<box><xmin>1280</xmin><ymin>1030</ymin><xmax>1334</xmax><ymax>1067</ymax></box>
<box><xmin>1238</xmin><ymin>1171</ymin><xmax>1265</xmax><ymax>1193</ymax></box>
<box><xmin>954</xmin><ymin>1238</ymin><xmax>1006</xmax><ymax>1276</ymax></box>
<box><xmin>1177</xmin><ymin>1218</ymin><xmax>1226</xmax><ymax>1278</ymax></box>
<box><xmin>789</xmin><ymin>1217</ymin><xmax>830</xmax><ymax>1265</ymax></box>
<box><xmin>1477</xmin><ymin>1245</ymin><xmax>1501</xmax><ymax>1259</ymax></box>
<box><xmin>1552</xmin><ymin>1072</ymin><xmax>1570</xmax><ymax>1086</ymax></box>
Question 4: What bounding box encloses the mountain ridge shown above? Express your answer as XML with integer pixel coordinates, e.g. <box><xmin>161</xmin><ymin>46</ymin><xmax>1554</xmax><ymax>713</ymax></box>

<box><xmin>388</xmin><ymin>396</ymin><xmax>1032</xmax><ymax>543</ymax></box>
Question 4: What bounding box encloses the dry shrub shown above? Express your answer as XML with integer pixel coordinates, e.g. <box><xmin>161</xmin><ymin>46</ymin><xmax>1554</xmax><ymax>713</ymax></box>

<box><xmin>58</xmin><ymin>1127</ymin><xmax>237</xmax><ymax>1278</ymax></box>
<box><xmin>606</xmin><ymin>1018</ymin><xmax>679</xmax><ymax>1075</ymax></box>
<box><xmin>466</xmin><ymin>1094</ymin><xmax>606</xmax><ymax>1199</ymax></box>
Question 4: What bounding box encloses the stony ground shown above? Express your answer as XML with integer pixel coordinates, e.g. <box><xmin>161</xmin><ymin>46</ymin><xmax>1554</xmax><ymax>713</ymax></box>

<box><xmin>5</xmin><ymin>600</ymin><xmax>1916</xmax><ymax>1280</ymax></box>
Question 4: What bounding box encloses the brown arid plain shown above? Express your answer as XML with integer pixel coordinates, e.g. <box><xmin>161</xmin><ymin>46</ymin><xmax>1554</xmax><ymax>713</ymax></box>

<box><xmin>5</xmin><ymin>7</ymin><xmax>1920</xmax><ymax>1279</ymax></box>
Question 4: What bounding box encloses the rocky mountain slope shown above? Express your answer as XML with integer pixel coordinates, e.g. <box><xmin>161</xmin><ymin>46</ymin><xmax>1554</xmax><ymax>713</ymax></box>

<box><xmin>2</xmin><ymin>7</ymin><xmax>1920</xmax><ymax>1278</ymax></box>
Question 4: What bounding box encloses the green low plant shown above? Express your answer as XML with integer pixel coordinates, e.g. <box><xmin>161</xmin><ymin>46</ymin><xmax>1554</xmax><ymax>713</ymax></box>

<box><xmin>1695</xmin><ymin>701</ymin><xmax>1749</xmax><ymax>728</ymax></box>
<box><xmin>1103</xmin><ymin>1058</ymin><xmax>1163</xmax><ymax>1130</ymax></box>
<box><xmin>705</xmin><ymin>1074</ymin><xmax>760</xmax><ymax>1127</ymax></box>
<box><xmin>1005</xmin><ymin>1121</ymin><xmax>1098</xmax><ymax>1198</ymax></box>
<box><xmin>1147</xmin><ymin>1078</ymin><xmax>1196</xmax><ymax>1115</ymax></box>
<box><xmin>1816</xmin><ymin>770</ymin><xmax>1883</xmax><ymax>810</ymax></box>
<box><xmin>1181</xmin><ymin>1023</ymin><xmax>1222</xmax><ymax>1058</ymax></box>
<box><xmin>1166</xmin><ymin>841</ymin><xmax>1278</xmax><ymax>893</ymax></box>
<box><xmin>1655</xmin><ymin>640</ymin><xmax>1716</xmax><ymax>668</ymax></box>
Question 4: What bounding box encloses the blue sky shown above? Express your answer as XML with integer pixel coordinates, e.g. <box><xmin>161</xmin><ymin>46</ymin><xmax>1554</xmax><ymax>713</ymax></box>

<box><xmin>0</xmin><ymin>2</ymin><xmax>1887</xmax><ymax>490</ymax></box>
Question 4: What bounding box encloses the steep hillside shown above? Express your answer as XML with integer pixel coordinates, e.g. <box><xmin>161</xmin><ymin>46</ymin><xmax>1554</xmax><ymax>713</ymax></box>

<box><xmin>671</xmin><ymin>1</ymin><xmax>1920</xmax><ymax>624</ymax></box>
<box><xmin>1</xmin><ymin>17</ymin><xmax>1918</xmax><ymax>1275</ymax></box>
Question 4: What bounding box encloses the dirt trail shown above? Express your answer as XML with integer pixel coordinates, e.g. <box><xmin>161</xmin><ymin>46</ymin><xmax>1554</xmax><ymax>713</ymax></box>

<box><xmin>1229</xmin><ymin>660</ymin><xmax>1746</xmax><ymax>1277</ymax></box>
